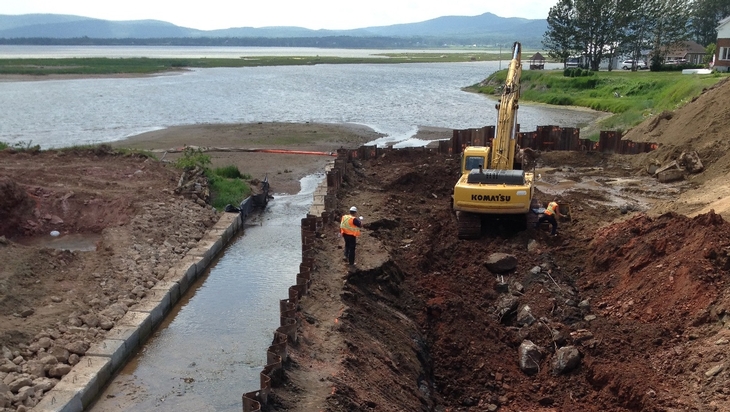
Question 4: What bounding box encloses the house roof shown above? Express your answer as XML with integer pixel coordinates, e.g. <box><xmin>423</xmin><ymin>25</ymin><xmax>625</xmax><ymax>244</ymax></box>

<box><xmin>665</xmin><ymin>40</ymin><xmax>706</xmax><ymax>58</ymax></box>
<box><xmin>528</xmin><ymin>52</ymin><xmax>545</xmax><ymax>61</ymax></box>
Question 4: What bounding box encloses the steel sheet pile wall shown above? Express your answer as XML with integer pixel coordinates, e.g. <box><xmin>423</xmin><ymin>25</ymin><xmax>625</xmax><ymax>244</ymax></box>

<box><xmin>242</xmin><ymin>153</ymin><xmax>347</xmax><ymax>412</ymax></box>
<box><xmin>597</xmin><ymin>130</ymin><xmax>658</xmax><ymax>154</ymax></box>
<box><xmin>443</xmin><ymin>126</ymin><xmax>657</xmax><ymax>155</ymax></box>
<box><xmin>243</xmin><ymin>146</ymin><xmax>441</xmax><ymax>411</ymax></box>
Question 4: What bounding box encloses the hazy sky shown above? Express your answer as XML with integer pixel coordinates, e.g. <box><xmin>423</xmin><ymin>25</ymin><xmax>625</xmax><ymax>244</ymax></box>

<box><xmin>1</xmin><ymin>1</ymin><xmax>552</xmax><ymax>31</ymax></box>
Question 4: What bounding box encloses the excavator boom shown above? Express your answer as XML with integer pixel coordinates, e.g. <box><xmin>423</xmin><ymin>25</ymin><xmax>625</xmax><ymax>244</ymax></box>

<box><xmin>491</xmin><ymin>42</ymin><xmax>522</xmax><ymax>170</ymax></box>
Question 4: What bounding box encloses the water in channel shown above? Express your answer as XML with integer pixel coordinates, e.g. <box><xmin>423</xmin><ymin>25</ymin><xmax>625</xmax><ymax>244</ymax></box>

<box><xmin>88</xmin><ymin>174</ymin><xmax>324</xmax><ymax>412</ymax></box>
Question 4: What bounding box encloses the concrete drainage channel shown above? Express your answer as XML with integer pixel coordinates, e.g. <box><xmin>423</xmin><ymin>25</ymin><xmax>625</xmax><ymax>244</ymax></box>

<box><xmin>32</xmin><ymin>197</ymin><xmax>255</xmax><ymax>412</ymax></box>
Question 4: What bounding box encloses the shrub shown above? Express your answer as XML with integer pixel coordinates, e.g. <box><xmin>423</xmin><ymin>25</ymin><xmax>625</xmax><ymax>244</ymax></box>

<box><xmin>563</xmin><ymin>68</ymin><xmax>596</xmax><ymax>78</ymax></box>
<box><xmin>174</xmin><ymin>146</ymin><xmax>211</xmax><ymax>170</ymax></box>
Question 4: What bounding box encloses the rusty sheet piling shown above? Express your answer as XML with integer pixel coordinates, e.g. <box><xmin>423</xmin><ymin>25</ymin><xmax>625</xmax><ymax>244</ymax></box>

<box><xmin>444</xmin><ymin>126</ymin><xmax>657</xmax><ymax>156</ymax></box>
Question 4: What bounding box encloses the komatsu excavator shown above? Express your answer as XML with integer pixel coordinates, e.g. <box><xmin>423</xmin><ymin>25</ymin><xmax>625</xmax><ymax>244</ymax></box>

<box><xmin>452</xmin><ymin>42</ymin><xmax>534</xmax><ymax>239</ymax></box>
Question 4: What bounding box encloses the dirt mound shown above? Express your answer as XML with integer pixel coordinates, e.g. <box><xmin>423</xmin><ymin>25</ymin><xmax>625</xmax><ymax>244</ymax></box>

<box><xmin>0</xmin><ymin>177</ymin><xmax>33</xmax><ymax>238</ymax></box>
<box><xmin>622</xmin><ymin>77</ymin><xmax>730</xmax><ymax>184</ymax></box>
<box><xmin>624</xmin><ymin>77</ymin><xmax>730</xmax><ymax>148</ymax></box>
<box><xmin>584</xmin><ymin>211</ymin><xmax>728</xmax><ymax>323</ymax></box>
<box><xmin>0</xmin><ymin>149</ymin><xmax>178</xmax><ymax>239</ymax></box>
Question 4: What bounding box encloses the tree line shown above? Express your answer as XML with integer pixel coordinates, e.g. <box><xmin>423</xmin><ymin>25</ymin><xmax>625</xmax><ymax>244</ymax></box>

<box><xmin>543</xmin><ymin>0</ymin><xmax>730</xmax><ymax>70</ymax></box>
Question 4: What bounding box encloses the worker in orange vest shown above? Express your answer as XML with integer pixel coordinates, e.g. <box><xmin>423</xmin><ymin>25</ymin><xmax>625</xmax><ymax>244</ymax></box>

<box><xmin>340</xmin><ymin>206</ymin><xmax>363</xmax><ymax>266</ymax></box>
<box><xmin>536</xmin><ymin>199</ymin><xmax>561</xmax><ymax>236</ymax></box>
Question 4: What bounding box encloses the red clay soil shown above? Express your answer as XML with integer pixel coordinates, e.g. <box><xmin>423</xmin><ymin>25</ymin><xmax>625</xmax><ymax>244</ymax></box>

<box><xmin>271</xmin><ymin>144</ymin><xmax>730</xmax><ymax>412</ymax></box>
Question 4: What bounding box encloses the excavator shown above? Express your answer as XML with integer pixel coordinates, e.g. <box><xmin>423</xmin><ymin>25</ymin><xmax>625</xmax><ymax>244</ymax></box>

<box><xmin>452</xmin><ymin>41</ymin><xmax>535</xmax><ymax>239</ymax></box>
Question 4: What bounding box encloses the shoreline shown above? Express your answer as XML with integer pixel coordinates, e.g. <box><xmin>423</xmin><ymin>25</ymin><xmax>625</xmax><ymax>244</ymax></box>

<box><xmin>112</xmin><ymin>122</ymin><xmax>384</xmax><ymax>195</ymax></box>
<box><xmin>111</xmin><ymin>122</ymin><xmax>453</xmax><ymax>195</ymax></box>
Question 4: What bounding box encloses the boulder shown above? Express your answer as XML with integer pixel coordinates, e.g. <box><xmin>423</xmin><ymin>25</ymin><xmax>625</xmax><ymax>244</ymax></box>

<box><xmin>8</xmin><ymin>377</ymin><xmax>32</xmax><ymax>393</ymax></box>
<box><xmin>657</xmin><ymin>168</ymin><xmax>684</xmax><ymax>183</ymax></box>
<box><xmin>100</xmin><ymin>303</ymin><xmax>127</xmax><ymax>321</ymax></box>
<box><xmin>79</xmin><ymin>313</ymin><xmax>99</xmax><ymax>328</ymax></box>
<box><xmin>47</xmin><ymin>364</ymin><xmax>72</xmax><ymax>379</ymax></box>
<box><xmin>0</xmin><ymin>360</ymin><xmax>19</xmax><ymax>373</ymax></box>
<box><xmin>47</xmin><ymin>347</ymin><xmax>69</xmax><ymax>363</ymax></box>
<box><xmin>32</xmin><ymin>377</ymin><xmax>56</xmax><ymax>393</ymax></box>
<box><xmin>495</xmin><ymin>296</ymin><xmax>519</xmax><ymax>322</ymax></box>
<box><xmin>23</xmin><ymin>361</ymin><xmax>45</xmax><ymax>379</ymax></box>
<box><xmin>65</xmin><ymin>341</ymin><xmax>89</xmax><ymax>356</ymax></box>
<box><xmin>516</xmin><ymin>305</ymin><xmax>536</xmax><ymax>326</ymax></box>
<box><xmin>37</xmin><ymin>337</ymin><xmax>52</xmax><ymax>350</ymax></box>
<box><xmin>485</xmin><ymin>253</ymin><xmax>518</xmax><ymax>274</ymax></box>
<box><xmin>518</xmin><ymin>340</ymin><xmax>543</xmax><ymax>375</ymax></box>
<box><xmin>679</xmin><ymin>150</ymin><xmax>703</xmax><ymax>173</ymax></box>
<box><xmin>552</xmin><ymin>346</ymin><xmax>581</xmax><ymax>375</ymax></box>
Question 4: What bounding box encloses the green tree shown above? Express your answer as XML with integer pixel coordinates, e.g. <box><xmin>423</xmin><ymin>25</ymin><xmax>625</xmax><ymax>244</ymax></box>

<box><xmin>620</xmin><ymin>0</ymin><xmax>661</xmax><ymax>70</ymax></box>
<box><xmin>543</xmin><ymin>0</ymin><xmax>580</xmax><ymax>67</ymax></box>
<box><xmin>573</xmin><ymin>0</ymin><xmax>621</xmax><ymax>71</ymax></box>
<box><xmin>647</xmin><ymin>0</ymin><xmax>692</xmax><ymax>68</ymax></box>
<box><xmin>691</xmin><ymin>0</ymin><xmax>730</xmax><ymax>46</ymax></box>
<box><xmin>705</xmin><ymin>42</ymin><xmax>717</xmax><ymax>65</ymax></box>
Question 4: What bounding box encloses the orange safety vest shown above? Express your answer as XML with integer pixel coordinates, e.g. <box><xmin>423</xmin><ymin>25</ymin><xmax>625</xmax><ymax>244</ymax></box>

<box><xmin>340</xmin><ymin>215</ymin><xmax>361</xmax><ymax>237</ymax></box>
<box><xmin>544</xmin><ymin>202</ymin><xmax>558</xmax><ymax>216</ymax></box>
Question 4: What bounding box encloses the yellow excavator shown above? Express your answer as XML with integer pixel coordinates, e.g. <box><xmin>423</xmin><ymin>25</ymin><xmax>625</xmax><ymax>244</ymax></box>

<box><xmin>452</xmin><ymin>41</ymin><xmax>535</xmax><ymax>239</ymax></box>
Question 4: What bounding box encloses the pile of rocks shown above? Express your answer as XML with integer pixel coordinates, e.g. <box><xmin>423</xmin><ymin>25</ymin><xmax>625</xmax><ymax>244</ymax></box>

<box><xmin>174</xmin><ymin>166</ymin><xmax>210</xmax><ymax>207</ymax></box>
<box><xmin>487</xmin><ymin>253</ymin><xmax>591</xmax><ymax>378</ymax></box>
<box><xmin>0</xmin><ymin>334</ymin><xmax>89</xmax><ymax>410</ymax></box>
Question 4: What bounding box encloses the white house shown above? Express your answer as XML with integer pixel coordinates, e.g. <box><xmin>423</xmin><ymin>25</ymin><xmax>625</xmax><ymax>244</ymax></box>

<box><xmin>715</xmin><ymin>16</ymin><xmax>730</xmax><ymax>72</ymax></box>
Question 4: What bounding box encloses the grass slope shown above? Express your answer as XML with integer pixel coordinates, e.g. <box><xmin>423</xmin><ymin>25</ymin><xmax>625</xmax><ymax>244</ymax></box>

<box><xmin>468</xmin><ymin>69</ymin><xmax>728</xmax><ymax>139</ymax></box>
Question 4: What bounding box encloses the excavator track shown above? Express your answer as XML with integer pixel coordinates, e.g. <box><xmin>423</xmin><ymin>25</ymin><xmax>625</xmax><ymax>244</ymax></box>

<box><xmin>457</xmin><ymin>212</ymin><xmax>482</xmax><ymax>239</ymax></box>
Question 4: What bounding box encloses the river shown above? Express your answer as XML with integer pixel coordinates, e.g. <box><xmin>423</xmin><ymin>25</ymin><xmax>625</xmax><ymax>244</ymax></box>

<box><xmin>0</xmin><ymin>46</ymin><xmax>604</xmax><ymax>149</ymax></box>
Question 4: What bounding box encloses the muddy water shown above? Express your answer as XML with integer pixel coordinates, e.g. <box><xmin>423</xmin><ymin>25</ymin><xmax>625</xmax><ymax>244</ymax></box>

<box><xmin>535</xmin><ymin>166</ymin><xmax>681</xmax><ymax>211</ymax></box>
<box><xmin>88</xmin><ymin>174</ymin><xmax>324</xmax><ymax>412</ymax></box>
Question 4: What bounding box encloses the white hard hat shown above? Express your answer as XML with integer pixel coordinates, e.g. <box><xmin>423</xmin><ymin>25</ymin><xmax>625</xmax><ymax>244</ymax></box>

<box><xmin>349</xmin><ymin>206</ymin><xmax>358</xmax><ymax>212</ymax></box>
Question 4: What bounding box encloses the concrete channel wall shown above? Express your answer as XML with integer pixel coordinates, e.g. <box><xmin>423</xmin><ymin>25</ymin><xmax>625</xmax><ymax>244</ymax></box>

<box><xmin>32</xmin><ymin>198</ymin><xmax>258</xmax><ymax>412</ymax></box>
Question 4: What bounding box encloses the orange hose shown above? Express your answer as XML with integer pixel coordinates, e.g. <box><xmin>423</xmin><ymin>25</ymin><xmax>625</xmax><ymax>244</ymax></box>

<box><xmin>252</xmin><ymin>149</ymin><xmax>336</xmax><ymax>156</ymax></box>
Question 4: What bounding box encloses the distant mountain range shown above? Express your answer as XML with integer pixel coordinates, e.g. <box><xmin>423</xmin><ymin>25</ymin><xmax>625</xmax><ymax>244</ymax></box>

<box><xmin>0</xmin><ymin>13</ymin><xmax>548</xmax><ymax>48</ymax></box>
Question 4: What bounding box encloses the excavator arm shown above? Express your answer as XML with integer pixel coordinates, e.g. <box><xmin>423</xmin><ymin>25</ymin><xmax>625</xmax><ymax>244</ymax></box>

<box><xmin>490</xmin><ymin>42</ymin><xmax>522</xmax><ymax>170</ymax></box>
